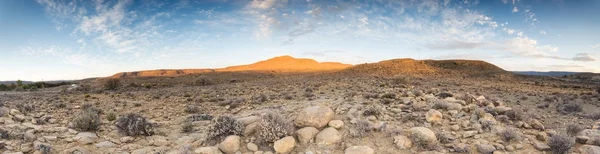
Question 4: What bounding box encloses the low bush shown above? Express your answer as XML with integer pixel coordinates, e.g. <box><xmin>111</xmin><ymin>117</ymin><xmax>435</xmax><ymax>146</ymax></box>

<box><xmin>255</xmin><ymin>112</ymin><xmax>295</xmax><ymax>144</ymax></box>
<box><xmin>72</xmin><ymin>108</ymin><xmax>101</xmax><ymax>131</ymax></box>
<box><xmin>548</xmin><ymin>134</ymin><xmax>575</xmax><ymax>154</ymax></box>
<box><xmin>206</xmin><ymin>115</ymin><xmax>244</xmax><ymax>144</ymax></box>
<box><xmin>566</xmin><ymin>123</ymin><xmax>584</xmax><ymax>136</ymax></box>
<box><xmin>115</xmin><ymin>113</ymin><xmax>154</xmax><ymax>136</ymax></box>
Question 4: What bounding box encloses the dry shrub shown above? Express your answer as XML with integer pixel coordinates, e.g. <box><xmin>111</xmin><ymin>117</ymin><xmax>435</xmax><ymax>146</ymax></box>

<box><xmin>181</xmin><ymin>120</ymin><xmax>194</xmax><ymax>133</ymax></box>
<box><xmin>498</xmin><ymin>128</ymin><xmax>520</xmax><ymax>142</ymax></box>
<box><xmin>391</xmin><ymin>74</ymin><xmax>411</xmax><ymax>85</ymax></box>
<box><xmin>548</xmin><ymin>134</ymin><xmax>575</xmax><ymax>154</ymax></box>
<box><xmin>363</xmin><ymin>106</ymin><xmax>381</xmax><ymax>117</ymax></box>
<box><xmin>350</xmin><ymin>120</ymin><xmax>373</xmax><ymax>137</ymax></box>
<box><xmin>104</xmin><ymin>78</ymin><xmax>120</xmax><ymax>90</ymax></box>
<box><xmin>255</xmin><ymin>112</ymin><xmax>295</xmax><ymax>144</ymax></box>
<box><xmin>505</xmin><ymin>109</ymin><xmax>525</xmax><ymax>121</ymax></box>
<box><xmin>115</xmin><ymin>113</ymin><xmax>154</xmax><ymax>136</ymax></box>
<box><xmin>72</xmin><ymin>108</ymin><xmax>101</xmax><ymax>131</ymax></box>
<box><xmin>565</xmin><ymin>123</ymin><xmax>583</xmax><ymax>136</ymax></box>
<box><xmin>206</xmin><ymin>115</ymin><xmax>244</xmax><ymax>144</ymax></box>
<box><xmin>187</xmin><ymin>114</ymin><xmax>214</xmax><ymax>122</ymax></box>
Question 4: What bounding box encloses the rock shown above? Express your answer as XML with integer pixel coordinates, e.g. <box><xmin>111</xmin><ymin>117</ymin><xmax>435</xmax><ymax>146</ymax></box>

<box><xmin>536</xmin><ymin>132</ymin><xmax>549</xmax><ymax>141</ymax></box>
<box><xmin>247</xmin><ymin>143</ymin><xmax>259</xmax><ymax>152</ymax></box>
<box><xmin>95</xmin><ymin>141</ymin><xmax>117</xmax><ymax>148</ymax></box>
<box><xmin>132</xmin><ymin>147</ymin><xmax>154</xmax><ymax>154</ymax></box>
<box><xmin>294</xmin><ymin>106</ymin><xmax>334</xmax><ymax>129</ymax></box>
<box><xmin>315</xmin><ymin>127</ymin><xmax>341</xmax><ymax>146</ymax></box>
<box><xmin>120</xmin><ymin>136</ymin><xmax>135</xmax><ymax>143</ymax></box>
<box><xmin>477</xmin><ymin>144</ymin><xmax>496</xmax><ymax>154</ymax></box>
<box><xmin>274</xmin><ymin>136</ymin><xmax>295</xmax><ymax>154</ymax></box>
<box><xmin>450</xmin><ymin>125</ymin><xmax>460</xmax><ymax>131</ymax></box>
<box><xmin>393</xmin><ymin>135</ymin><xmax>412</xmax><ymax>149</ymax></box>
<box><xmin>24</xmin><ymin>132</ymin><xmax>36</xmax><ymax>141</ymax></box>
<box><xmin>296</xmin><ymin>127</ymin><xmax>319</xmax><ymax>145</ymax></box>
<box><xmin>533</xmin><ymin>142</ymin><xmax>550</xmax><ymax>151</ymax></box>
<box><xmin>454</xmin><ymin>143</ymin><xmax>471</xmax><ymax>153</ymax></box>
<box><xmin>426</xmin><ymin>109</ymin><xmax>442</xmax><ymax>123</ymax></box>
<box><xmin>43</xmin><ymin>136</ymin><xmax>57</xmax><ymax>141</ymax></box>
<box><xmin>9</xmin><ymin>109</ymin><xmax>21</xmax><ymax>115</ymax></box>
<box><xmin>73</xmin><ymin>132</ymin><xmax>98</xmax><ymax>144</ymax></box>
<box><xmin>409</xmin><ymin>127</ymin><xmax>437</xmax><ymax>143</ymax></box>
<box><xmin>62</xmin><ymin>146</ymin><xmax>92</xmax><ymax>154</ymax></box>
<box><xmin>463</xmin><ymin>131</ymin><xmax>477</xmax><ymax>138</ymax></box>
<box><xmin>528</xmin><ymin>119</ymin><xmax>545</xmax><ymax>130</ymax></box>
<box><xmin>478</xmin><ymin>113</ymin><xmax>496</xmax><ymax>125</ymax></box>
<box><xmin>218</xmin><ymin>135</ymin><xmax>240</xmax><ymax>154</ymax></box>
<box><xmin>238</xmin><ymin>116</ymin><xmax>260</xmax><ymax>126</ymax></box>
<box><xmin>13</xmin><ymin>114</ymin><xmax>26</xmax><ymax>122</ymax></box>
<box><xmin>328</xmin><ymin>120</ymin><xmax>344</xmax><ymax>129</ymax></box>
<box><xmin>195</xmin><ymin>147</ymin><xmax>223</xmax><ymax>154</ymax></box>
<box><xmin>493</xmin><ymin>106</ymin><xmax>511</xmax><ymax>115</ymax></box>
<box><xmin>578</xmin><ymin>145</ymin><xmax>600</xmax><ymax>154</ymax></box>
<box><xmin>344</xmin><ymin>146</ymin><xmax>374</xmax><ymax>154</ymax></box>
<box><xmin>244</xmin><ymin>123</ymin><xmax>258</xmax><ymax>137</ymax></box>
<box><xmin>576</xmin><ymin>136</ymin><xmax>590</xmax><ymax>144</ymax></box>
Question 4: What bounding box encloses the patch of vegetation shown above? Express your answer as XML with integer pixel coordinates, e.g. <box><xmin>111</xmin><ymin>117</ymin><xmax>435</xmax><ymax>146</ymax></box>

<box><xmin>557</xmin><ymin>103</ymin><xmax>582</xmax><ymax>114</ymax></box>
<box><xmin>184</xmin><ymin>105</ymin><xmax>201</xmax><ymax>114</ymax></box>
<box><xmin>363</xmin><ymin>106</ymin><xmax>381</xmax><ymax>117</ymax></box>
<box><xmin>548</xmin><ymin>134</ymin><xmax>575</xmax><ymax>154</ymax></box>
<box><xmin>35</xmin><ymin>144</ymin><xmax>52</xmax><ymax>154</ymax></box>
<box><xmin>255</xmin><ymin>112</ymin><xmax>295</xmax><ymax>144</ymax></box>
<box><xmin>391</xmin><ymin>74</ymin><xmax>411</xmax><ymax>85</ymax></box>
<box><xmin>206</xmin><ymin>115</ymin><xmax>244</xmax><ymax>144</ymax></box>
<box><xmin>0</xmin><ymin>128</ymin><xmax>9</xmax><ymax>139</ymax></box>
<box><xmin>565</xmin><ymin>123</ymin><xmax>584</xmax><ymax>136</ymax></box>
<box><xmin>436</xmin><ymin>132</ymin><xmax>455</xmax><ymax>144</ymax></box>
<box><xmin>381</xmin><ymin>93</ymin><xmax>396</xmax><ymax>99</ymax></box>
<box><xmin>350</xmin><ymin>120</ymin><xmax>373</xmax><ymax>137</ymax></box>
<box><xmin>505</xmin><ymin>109</ymin><xmax>525</xmax><ymax>121</ymax></box>
<box><xmin>195</xmin><ymin>78</ymin><xmax>213</xmax><ymax>86</ymax></box>
<box><xmin>72</xmin><ymin>108</ymin><xmax>102</xmax><ymax>132</ymax></box>
<box><xmin>115</xmin><ymin>113</ymin><xmax>154</xmax><ymax>136</ymax></box>
<box><xmin>186</xmin><ymin>114</ymin><xmax>214</xmax><ymax>122</ymax></box>
<box><xmin>498</xmin><ymin>128</ymin><xmax>520</xmax><ymax>142</ymax></box>
<box><xmin>181</xmin><ymin>120</ymin><xmax>194</xmax><ymax>133</ymax></box>
<box><xmin>104</xmin><ymin>78</ymin><xmax>121</xmax><ymax>90</ymax></box>
<box><xmin>106</xmin><ymin>112</ymin><xmax>117</xmax><ymax>121</ymax></box>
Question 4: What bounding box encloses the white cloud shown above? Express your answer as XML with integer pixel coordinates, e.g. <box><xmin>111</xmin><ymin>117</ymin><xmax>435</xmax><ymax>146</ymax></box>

<box><xmin>501</xmin><ymin>0</ymin><xmax>508</xmax><ymax>4</ymax></box>
<box><xmin>248</xmin><ymin>0</ymin><xmax>279</xmax><ymax>9</ymax></box>
<box><xmin>592</xmin><ymin>44</ymin><xmax>600</xmax><ymax>48</ymax></box>
<box><xmin>503</xmin><ymin>28</ymin><xmax>515</xmax><ymax>35</ymax></box>
<box><xmin>512</xmin><ymin>7</ymin><xmax>518</xmax><ymax>13</ymax></box>
<box><xmin>503</xmin><ymin>37</ymin><xmax>559</xmax><ymax>58</ymax></box>
<box><xmin>517</xmin><ymin>31</ymin><xmax>523</xmax><ymax>37</ymax></box>
<box><xmin>540</xmin><ymin>30</ymin><xmax>546</xmax><ymax>35</ymax></box>
<box><xmin>572</xmin><ymin>53</ymin><xmax>596</xmax><ymax>62</ymax></box>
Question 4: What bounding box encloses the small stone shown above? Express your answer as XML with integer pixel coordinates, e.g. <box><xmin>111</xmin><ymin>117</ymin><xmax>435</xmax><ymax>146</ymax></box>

<box><xmin>247</xmin><ymin>143</ymin><xmax>259</xmax><ymax>152</ymax></box>
<box><xmin>409</xmin><ymin>127</ymin><xmax>437</xmax><ymax>143</ymax></box>
<box><xmin>393</xmin><ymin>135</ymin><xmax>412</xmax><ymax>149</ymax></box>
<box><xmin>450</xmin><ymin>125</ymin><xmax>460</xmax><ymax>131</ymax></box>
<box><xmin>219</xmin><ymin>135</ymin><xmax>241</xmax><ymax>154</ymax></box>
<box><xmin>477</xmin><ymin>144</ymin><xmax>496</xmax><ymax>154</ymax></box>
<box><xmin>344</xmin><ymin>146</ymin><xmax>374</xmax><ymax>154</ymax></box>
<box><xmin>328</xmin><ymin>120</ymin><xmax>344</xmax><ymax>129</ymax></box>
<box><xmin>578</xmin><ymin>145</ymin><xmax>600</xmax><ymax>154</ymax></box>
<box><xmin>74</xmin><ymin>132</ymin><xmax>98</xmax><ymax>145</ymax></box>
<box><xmin>274</xmin><ymin>136</ymin><xmax>295</xmax><ymax>154</ymax></box>
<box><xmin>463</xmin><ymin>131</ymin><xmax>477</xmax><ymax>138</ymax></box>
<box><xmin>120</xmin><ymin>136</ymin><xmax>135</xmax><ymax>143</ymax></box>
<box><xmin>576</xmin><ymin>136</ymin><xmax>590</xmax><ymax>144</ymax></box>
<box><xmin>315</xmin><ymin>127</ymin><xmax>341</xmax><ymax>146</ymax></box>
<box><xmin>238</xmin><ymin>116</ymin><xmax>260</xmax><ymax>126</ymax></box>
<box><xmin>9</xmin><ymin>109</ymin><xmax>21</xmax><ymax>115</ymax></box>
<box><xmin>24</xmin><ymin>132</ymin><xmax>36</xmax><ymax>141</ymax></box>
<box><xmin>533</xmin><ymin>142</ymin><xmax>550</xmax><ymax>151</ymax></box>
<box><xmin>426</xmin><ymin>109</ymin><xmax>442</xmax><ymax>123</ymax></box>
<box><xmin>43</xmin><ymin>136</ymin><xmax>57</xmax><ymax>141</ymax></box>
<box><xmin>95</xmin><ymin>141</ymin><xmax>117</xmax><ymax>148</ymax></box>
<box><xmin>528</xmin><ymin>119</ymin><xmax>545</xmax><ymax>130</ymax></box>
<box><xmin>296</xmin><ymin>127</ymin><xmax>319</xmax><ymax>145</ymax></box>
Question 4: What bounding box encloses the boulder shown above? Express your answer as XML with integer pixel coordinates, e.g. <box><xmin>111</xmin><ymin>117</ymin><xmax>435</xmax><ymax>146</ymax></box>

<box><xmin>477</xmin><ymin>144</ymin><xmax>496</xmax><ymax>154</ymax></box>
<box><xmin>533</xmin><ymin>142</ymin><xmax>550</xmax><ymax>151</ymax></box>
<box><xmin>409</xmin><ymin>127</ymin><xmax>437</xmax><ymax>144</ymax></box>
<box><xmin>295</xmin><ymin>106</ymin><xmax>334</xmax><ymax>129</ymax></box>
<box><xmin>296</xmin><ymin>127</ymin><xmax>319</xmax><ymax>145</ymax></box>
<box><xmin>578</xmin><ymin>145</ymin><xmax>600</xmax><ymax>154</ymax></box>
<box><xmin>328</xmin><ymin>120</ymin><xmax>344</xmax><ymax>129</ymax></box>
<box><xmin>73</xmin><ymin>132</ymin><xmax>98</xmax><ymax>145</ymax></box>
<box><xmin>218</xmin><ymin>135</ymin><xmax>240</xmax><ymax>154</ymax></box>
<box><xmin>273</xmin><ymin>136</ymin><xmax>295</xmax><ymax>154</ymax></box>
<box><xmin>315</xmin><ymin>127</ymin><xmax>341</xmax><ymax>146</ymax></box>
<box><xmin>247</xmin><ymin>143</ymin><xmax>258</xmax><ymax>152</ymax></box>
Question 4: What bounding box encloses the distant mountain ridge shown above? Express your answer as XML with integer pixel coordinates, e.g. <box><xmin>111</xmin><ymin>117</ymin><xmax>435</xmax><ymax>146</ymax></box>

<box><xmin>512</xmin><ymin>71</ymin><xmax>586</xmax><ymax>76</ymax></box>
<box><xmin>339</xmin><ymin>58</ymin><xmax>509</xmax><ymax>77</ymax></box>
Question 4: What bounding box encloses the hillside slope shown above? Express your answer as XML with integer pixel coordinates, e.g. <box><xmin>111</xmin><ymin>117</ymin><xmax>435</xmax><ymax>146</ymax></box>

<box><xmin>340</xmin><ymin>58</ymin><xmax>510</xmax><ymax>77</ymax></box>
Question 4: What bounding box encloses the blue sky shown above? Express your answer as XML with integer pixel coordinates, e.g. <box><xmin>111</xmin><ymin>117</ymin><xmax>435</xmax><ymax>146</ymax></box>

<box><xmin>0</xmin><ymin>0</ymin><xmax>599</xmax><ymax>81</ymax></box>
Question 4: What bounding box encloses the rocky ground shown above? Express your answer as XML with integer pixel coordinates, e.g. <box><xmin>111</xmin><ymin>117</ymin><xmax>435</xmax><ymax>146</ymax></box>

<box><xmin>1</xmin><ymin>73</ymin><xmax>599</xmax><ymax>154</ymax></box>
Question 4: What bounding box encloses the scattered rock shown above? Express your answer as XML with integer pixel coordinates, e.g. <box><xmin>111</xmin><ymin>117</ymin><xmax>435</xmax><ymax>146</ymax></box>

<box><xmin>247</xmin><ymin>143</ymin><xmax>259</xmax><ymax>152</ymax></box>
<box><xmin>296</xmin><ymin>127</ymin><xmax>319</xmax><ymax>145</ymax></box>
<box><xmin>273</xmin><ymin>136</ymin><xmax>295</xmax><ymax>154</ymax></box>
<box><xmin>578</xmin><ymin>145</ymin><xmax>600</xmax><ymax>154</ymax></box>
<box><xmin>315</xmin><ymin>127</ymin><xmax>341</xmax><ymax>146</ymax></box>
<box><xmin>409</xmin><ymin>127</ymin><xmax>437</xmax><ymax>143</ymax></box>
<box><xmin>218</xmin><ymin>135</ymin><xmax>241</xmax><ymax>154</ymax></box>
<box><xmin>238</xmin><ymin>116</ymin><xmax>260</xmax><ymax>126</ymax></box>
<box><xmin>533</xmin><ymin>142</ymin><xmax>550</xmax><ymax>151</ymax></box>
<box><xmin>344</xmin><ymin>146</ymin><xmax>374</xmax><ymax>154</ymax></box>
<box><xmin>73</xmin><ymin>132</ymin><xmax>98</xmax><ymax>145</ymax></box>
<box><xmin>328</xmin><ymin>120</ymin><xmax>344</xmax><ymax>129</ymax></box>
<box><xmin>528</xmin><ymin>119</ymin><xmax>545</xmax><ymax>130</ymax></box>
<box><xmin>426</xmin><ymin>109</ymin><xmax>442</xmax><ymax>123</ymax></box>
<box><xmin>95</xmin><ymin>141</ymin><xmax>117</xmax><ymax>148</ymax></box>
<box><xmin>463</xmin><ymin>131</ymin><xmax>477</xmax><ymax>138</ymax></box>
<box><xmin>120</xmin><ymin>136</ymin><xmax>135</xmax><ymax>143</ymax></box>
<box><xmin>576</xmin><ymin>136</ymin><xmax>590</xmax><ymax>144</ymax></box>
<box><xmin>393</xmin><ymin>135</ymin><xmax>412</xmax><ymax>150</ymax></box>
<box><xmin>295</xmin><ymin>106</ymin><xmax>334</xmax><ymax>129</ymax></box>
<box><xmin>477</xmin><ymin>144</ymin><xmax>496</xmax><ymax>154</ymax></box>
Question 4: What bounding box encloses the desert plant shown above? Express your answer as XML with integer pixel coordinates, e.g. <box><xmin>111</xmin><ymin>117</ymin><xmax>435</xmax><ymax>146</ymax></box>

<box><xmin>115</xmin><ymin>113</ymin><xmax>154</xmax><ymax>136</ymax></box>
<box><xmin>565</xmin><ymin>123</ymin><xmax>584</xmax><ymax>136</ymax></box>
<box><xmin>432</xmin><ymin>101</ymin><xmax>449</xmax><ymax>110</ymax></box>
<box><xmin>195</xmin><ymin>78</ymin><xmax>213</xmax><ymax>86</ymax></box>
<box><xmin>206</xmin><ymin>115</ymin><xmax>244</xmax><ymax>144</ymax></box>
<box><xmin>104</xmin><ymin>78</ymin><xmax>120</xmax><ymax>90</ymax></box>
<box><xmin>381</xmin><ymin>93</ymin><xmax>396</xmax><ymax>99</ymax></box>
<box><xmin>186</xmin><ymin>114</ymin><xmax>214</xmax><ymax>122</ymax></box>
<box><xmin>0</xmin><ymin>128</ymin><xmax>8</xmax><ymax>139</ymax></box>
<box><xmin>72</xmin><ymin>108</ymin><xmax>102</xmax><ymax>131</ymax></box>
<box><xmin>255</xmin><ymin>112</ymin><xmax>295</xmax><ymax>144</ymax></box>
<box><xmin>350</xmin><ymin>120</ymin><xmax>373</xmax><ymax>137</ymax></box>
<box><xmin>548</xmin><ymin>134</ymin><xmax>575</xmax><ymax>154</ymax></box>
<box><xmin>391</xmin><ymin>74</ymin><xmax>411</xmax><ymax>85</ymax></box>
<box><xmin>505</xmin><ymin>109</ymin><xmax>524</xmax><ymax>121</ymax></box>
<box><xmin>181</xmin><ymin>120</ymin><xmax>194</xmax><ymax>133</ymax></box>
<box><xmin>589</xmin><ymin>112</ymin><xmax>600</xmax><ymax>120</ymax></box>
<box><xmin>253</xmin><ymin>94</ymin><xmax>269</xmax><ymax>103</ymax></box>
<box><xmin>436</xmin><ymin>132</ymin><xmax>455</xmax><ymax>144</ymax></box>
<box><xmin>16</xmin><ymin>104</ymin><xmax>34</xmax><ymax>114</ymax></box>
<box><xmin>184</xmin><ymin>105</ymin><xmax>200</xmax><ymax>114</ymax></box>
<box><xmin>363</xmin><ymin>106</ymin><xmax>381</xmax><ymax>117</ymax></box>
<box><xmin>106</xmin><ymin>112</ymin><xmax>116</xmax><ymax>121</ymax></box>
<box><xmin>36</xmin><ymin>144</ymin><xmax>52</xmax><ymax>154</ymax></box>
<box><xmin>498</xmin><ymin>128</ymin><xmax>520</xmax><ymax>142</ymax></box>
<box><xmin>558</xmin><ymin>103</ymin><xmax>582</xmax><ymax>114</ymax></box>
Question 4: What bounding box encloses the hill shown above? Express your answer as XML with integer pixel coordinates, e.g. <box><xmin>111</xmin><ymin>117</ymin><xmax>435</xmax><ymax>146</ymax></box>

<box><xmin>339</xmin><ymin>58</ymin><xmax>509</xmax><ymax>78</ymax></box>
<box><xmin>109</xmin><ymin>56</ymin><xmax>352</xmax><ymax>78</ymax></box>
<box><xmin>512</xmin><ymin>71</ymin><xmax>583</xmax><ymax>76</ymax></box>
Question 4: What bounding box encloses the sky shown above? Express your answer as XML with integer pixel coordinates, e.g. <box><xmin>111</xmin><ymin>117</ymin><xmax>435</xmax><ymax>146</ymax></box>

<box><xmin>0</xmin><ymin>0</ymin><xmax>599</xmax><ymax>81</ymax></box>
